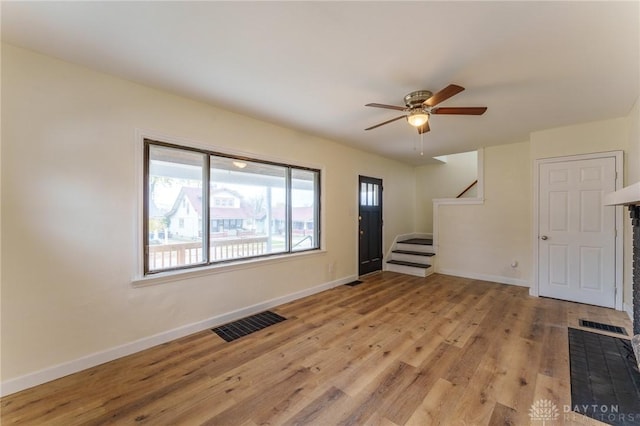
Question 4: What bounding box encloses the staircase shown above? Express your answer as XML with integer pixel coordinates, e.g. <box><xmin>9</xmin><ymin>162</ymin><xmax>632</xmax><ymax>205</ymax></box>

<box><xmin>386</xmin><ymin>237</ymin><xmax>435</xmax><ymax>277</ymax></box>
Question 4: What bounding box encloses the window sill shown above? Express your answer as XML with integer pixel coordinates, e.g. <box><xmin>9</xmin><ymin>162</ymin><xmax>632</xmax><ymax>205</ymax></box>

<box><xmin>132</xmin><ymin>249</ymin><xmax>326</xmax><ymax>288</ymax></box>
<box><xmin>432</xmin><ymin>197</ymin><xmax>484</xmax><ymax>205</ymax></box>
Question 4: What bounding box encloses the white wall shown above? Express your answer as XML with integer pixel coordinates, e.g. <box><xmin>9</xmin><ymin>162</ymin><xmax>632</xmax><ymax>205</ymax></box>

<box><xmin>0</xmin><ymin>44</ymin><xmax>416</xmax><ymax>390</ymax></box>
<box><xmin>623</xmin><ymin>98</ymin><xmax>640</xmax><ymax>312</ymax></box>
<box><xmin>436</xmin><ymin>142</ymin><xmax>532</xmax><ymax>286</ymax></box>
<box><xmin>434</xmin><ymin>117</ymin><xmax>632</xmax><ymax>290</ymax></box>
<box><xmin>415</xmin><ymin>151</ymin><xmax>477</xmax><ymax>232</ymax></box>
<box><xmin>629</xmin><ymin>98</ymin><xmax>640</xmax><ymax>185</ymax></box>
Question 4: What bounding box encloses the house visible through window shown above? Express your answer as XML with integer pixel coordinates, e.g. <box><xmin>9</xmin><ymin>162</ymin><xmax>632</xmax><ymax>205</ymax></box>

<box><xmin>144</xmin><ymin>139</ymin><xmax>321</xmax><ymax>274</ymax></box>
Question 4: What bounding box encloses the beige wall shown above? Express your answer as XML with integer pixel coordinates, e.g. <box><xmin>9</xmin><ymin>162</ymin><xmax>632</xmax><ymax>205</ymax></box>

<box><xmin>629</xmin><ymin>98</ymin><xmax>640</xmax><ymax>185</ymax></box>
<box><xmin>436</xmin><ymin>142</ymin><xmax>532</xmax><ymax>285</ymax></box>
<box><xmin>530</xmin><ymin>117</ymin><xmax>629</xmax><ymax>160</ymax></box>
<box><xmin>435</xmin><ymin>117</ymin><xmax>633</xmax><ymax>293</ymax></box>
<box><xmin>415</xmin><ymin>151</ymin><xmax>477</xmax><ymax>233</ymax></box>
<box><xmin>1</xmin><ymin>45</ymin><xmax>415</xmax><ymax>384</ymax></box>
<box><xmin>623</xmin><ymin>98</ymin><xmax>640</xmax><ymax>311</ymax></box>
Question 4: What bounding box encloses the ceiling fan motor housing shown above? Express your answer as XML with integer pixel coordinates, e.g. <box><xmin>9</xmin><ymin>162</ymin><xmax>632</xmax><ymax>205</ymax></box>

<box><xmin>404</xmin><ymin>90</ymin><xmax>433</xmax><ymax>108</ymax></box>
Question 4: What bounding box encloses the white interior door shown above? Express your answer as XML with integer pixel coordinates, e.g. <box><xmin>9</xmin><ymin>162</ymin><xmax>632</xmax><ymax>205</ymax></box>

<box><xmin>538</xmin><ymin>156</ymin><xmax>617</xmax><ymax>308</ymax></box>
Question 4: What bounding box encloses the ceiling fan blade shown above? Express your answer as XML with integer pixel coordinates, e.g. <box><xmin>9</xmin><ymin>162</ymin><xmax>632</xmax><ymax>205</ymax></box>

<box><xmin>365</xmin><ymin>115</ymin><xmax>407</xmax><ymax>131</ymax></box>
<box><xmin>365</xmin><ymin>103</ymin><xmax>407</xmax><ymax>111</ymax></box>
<box><xmin>417</xmin><ymin>121</ymin><xmax>430</xmax><ymax>134</ymax></box>
<box><xmin>432</xmin><ymin>107</ymin><xmax>487</xmax><ymax>115</ymax></box>
<box><xmin>424</xmin><ymin>84</ymin><xmax>465</xmax><ymax>107</ymax></box>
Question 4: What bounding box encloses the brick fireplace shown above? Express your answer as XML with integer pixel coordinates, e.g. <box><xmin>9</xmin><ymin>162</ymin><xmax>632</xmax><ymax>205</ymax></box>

<box><xmin>631</xmin><ymin>205</ymin><xmax>640</xmax><ymax>335</ymax></box>
<box><xmin>604</xmin><ymin>182</ymin><xmax>640</xmax><ymax>366</ymax></box>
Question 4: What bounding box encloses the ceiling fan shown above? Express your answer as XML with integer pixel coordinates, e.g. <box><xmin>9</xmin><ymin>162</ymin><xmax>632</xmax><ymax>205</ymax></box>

<box><xmin>365</xmin><ymin>84</ymin><xmax>487</xmax><ymax>134</ymax></box>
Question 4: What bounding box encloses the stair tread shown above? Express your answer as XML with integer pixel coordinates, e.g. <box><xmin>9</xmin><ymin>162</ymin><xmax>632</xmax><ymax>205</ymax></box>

<box><xmin>398</xmin><ymin>238</ymin><xmax>433</xmax><ymax>245</ymax></box>
<box><xmin>387</xmin><ymin>260</ymin><xmax>432</xmax><ymax>268</ymax></box>
<box><xmin>392</xmin><ymin>250</ymin><xmax>435</xmax><ymax>256</ymax></box>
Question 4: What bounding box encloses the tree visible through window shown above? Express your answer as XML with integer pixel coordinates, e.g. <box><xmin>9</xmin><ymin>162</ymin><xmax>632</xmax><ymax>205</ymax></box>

<box><xmin>144</xmin><ymin>140</ymin><xmax>320</xmax><ymax>274</ymax></box>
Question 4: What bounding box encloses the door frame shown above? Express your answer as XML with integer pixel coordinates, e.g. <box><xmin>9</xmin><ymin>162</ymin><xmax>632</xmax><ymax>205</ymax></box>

<box><xmin>531</xmin><ymin>151</ymin><xmax>623</xmax><ymax>310</ymax></box>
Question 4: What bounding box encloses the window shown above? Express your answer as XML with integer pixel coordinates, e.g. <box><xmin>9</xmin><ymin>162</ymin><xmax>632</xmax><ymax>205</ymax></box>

<box><xmin>291</xmin><ymin>168</ymin><xmax>319</xmax><ymax>252</ymax></box>
<box><xmin>144</xmin><ymin>139</ymin><xmax>320</xmax><ymax>275</ymax></box>
<box><xmin>360</xmin><ymin>181</ymin><xmax>379</xmax><ymax>206</ymax></box>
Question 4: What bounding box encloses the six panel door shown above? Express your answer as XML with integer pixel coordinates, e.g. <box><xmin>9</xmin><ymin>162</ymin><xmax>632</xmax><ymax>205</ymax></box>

<box><xmin>538</xmin><ymin>157</ymin><xmax>616</xmax><ymax>308</ymax></box>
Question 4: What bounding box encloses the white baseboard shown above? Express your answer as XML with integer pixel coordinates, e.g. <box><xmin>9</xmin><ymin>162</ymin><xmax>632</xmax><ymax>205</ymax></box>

<box><xmin>437</xmin><ymin>268</ymin><xmax>530</xmax><ymax>288</ymax></box>
<box><xmin>0</xmin><ymin>275</ymin><xmax>355</xmax><ymax>397</ymax></box>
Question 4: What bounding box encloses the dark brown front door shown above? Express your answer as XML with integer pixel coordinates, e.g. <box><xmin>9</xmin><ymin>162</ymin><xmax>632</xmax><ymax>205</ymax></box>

<box><xmin>359</xmin><ymin>176</ymin><xmax>383</xmax><ymax>276</ymax></box>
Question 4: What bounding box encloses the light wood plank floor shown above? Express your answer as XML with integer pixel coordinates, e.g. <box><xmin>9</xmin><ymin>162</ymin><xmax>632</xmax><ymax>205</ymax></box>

<box><xmin>1</xmin><ymin>273</ymin><xmax>633</xmax><ymax>425</ymax></box>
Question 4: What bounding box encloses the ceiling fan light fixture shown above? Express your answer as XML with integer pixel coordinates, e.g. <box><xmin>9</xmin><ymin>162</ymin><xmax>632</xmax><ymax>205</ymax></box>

<box><xmin>407</xmin><ymin>110</ymin><xmax>429</xmax><ymax>127</ymax></box>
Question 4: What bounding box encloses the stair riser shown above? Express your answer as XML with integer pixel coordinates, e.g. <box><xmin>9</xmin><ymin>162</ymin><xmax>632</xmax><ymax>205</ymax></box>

<box><xmin>391</xmin><ymin>253</ymin><xmax>433</xmax><ymax>264</ymax></box>
<box><xmin>396</xmin><ymin>243</ymin><xmax>434</xmax><ymax>253</ymax></box>
<box><xmin>386</xmin><ymin>263</ymin><xmax>433</xmax><ymax>277</ymax></box>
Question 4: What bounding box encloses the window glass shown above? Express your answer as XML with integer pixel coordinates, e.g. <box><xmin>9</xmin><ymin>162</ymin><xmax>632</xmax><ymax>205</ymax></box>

<box><xmin>291</xmin><ymin>169</ymin><xmax>319</xmax><ymax>252</ymax></box>
<box><xmin>372</xmin><ymin>183</ymin><xmax>379</xmax><ymax>206</ymax></box>
<box><xmin>147</xmin><ymin>145</ymin><xmax>205</xmax><ymax>272</ymax></box>
<box><xmin>360</xmin><ymin>181</ymin><xmax>381</xmax><ymax>207</ymax></box>
<box><xmin>145</xmin><ymin>140</ymin><xmax>321</xmax><ymax>275</ymax></box>
<box><xmin>209</xmin><ymin>156</ymin><xmax>287</xmax><ymax>261</ymax></box>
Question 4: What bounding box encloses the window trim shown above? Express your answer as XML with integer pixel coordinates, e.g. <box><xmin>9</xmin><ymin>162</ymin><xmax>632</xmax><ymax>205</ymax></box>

<box><xmin>132</xmin><ymin>248</ymin><xmax>327</xmax><ymax>287</ymax></box>
<box><xmin>142</xmin><ymin>137</ymin><xmax>322</xmax><ymax>277</ymax></box>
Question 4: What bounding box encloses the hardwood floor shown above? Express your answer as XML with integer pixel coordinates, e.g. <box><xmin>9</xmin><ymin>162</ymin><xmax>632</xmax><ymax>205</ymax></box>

<box><xmin>1</xmin><ymin>273</ymin><xmax>633</xmax><ymax>425</ymax></box>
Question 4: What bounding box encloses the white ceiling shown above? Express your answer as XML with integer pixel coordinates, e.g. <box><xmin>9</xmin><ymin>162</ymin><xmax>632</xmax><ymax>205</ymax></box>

<box><xmin>2</xmin><ymin>1</ymin><xmax>639</xmax><ymax>165</ymax></box>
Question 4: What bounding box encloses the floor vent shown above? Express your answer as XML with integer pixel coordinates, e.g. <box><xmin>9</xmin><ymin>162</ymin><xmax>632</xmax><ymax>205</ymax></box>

<box><xmin>579</xmin><ymin>319</ymin><xmax>627</xmax><ymax>336</ymax></box>
<box><xmin>345</xmin><ymin>280</ymin><xmax>363</xmax><ymax>287</ymax></box>
<box><xmin>212</xmin><ymin>311</ymin><xmax>287</xmax><ymax>342</ymax></box>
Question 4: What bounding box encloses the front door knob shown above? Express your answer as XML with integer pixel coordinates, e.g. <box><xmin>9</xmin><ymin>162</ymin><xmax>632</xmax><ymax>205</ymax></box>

<box><xmin>540</xmin><ymin>235</ymin><xmax>548</xmax><ymax>240</ymax></box>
